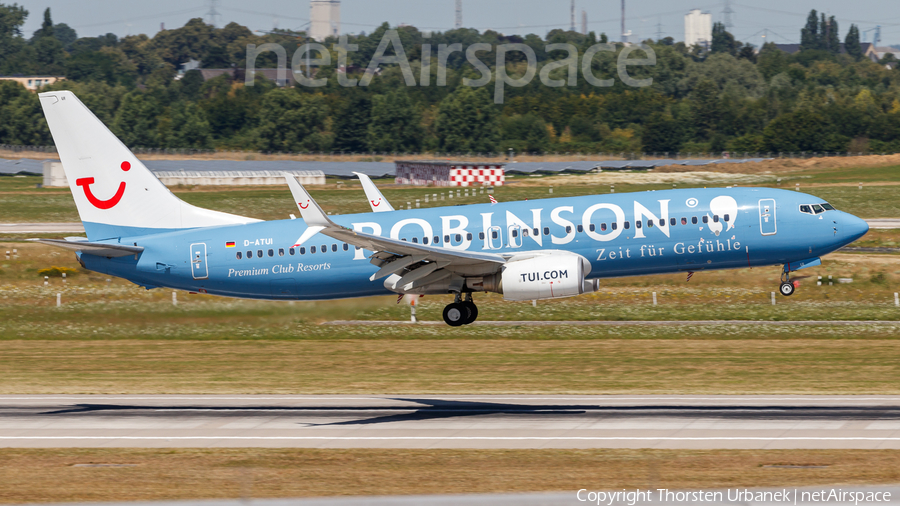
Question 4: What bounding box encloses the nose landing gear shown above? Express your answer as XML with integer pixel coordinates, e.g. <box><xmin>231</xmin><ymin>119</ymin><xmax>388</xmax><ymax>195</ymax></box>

<box><xmin>442</xmin><ymin>292</ymin><xmax>478</xmax><ymax>326</ymax></box>
<box><xmin>779</xmin><ymin>270</ymin><xmax>796</xmax><ymax>296</ymax></box>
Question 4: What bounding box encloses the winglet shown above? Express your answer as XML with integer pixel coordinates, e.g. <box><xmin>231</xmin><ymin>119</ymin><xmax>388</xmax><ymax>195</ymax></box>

<box><xmin>284</xmin><ymin>173</ymin><xmax>337</xmax><ymax>247</ymax></box>
<box><xmin>284</xmin><ymin>173</ymin><xmax>333</xmax><ymax>228</ymax></box>
<box><xmin>353</xmin><ymin>172</ymin><xmax>395</xmax><ymax>212</ymax></box>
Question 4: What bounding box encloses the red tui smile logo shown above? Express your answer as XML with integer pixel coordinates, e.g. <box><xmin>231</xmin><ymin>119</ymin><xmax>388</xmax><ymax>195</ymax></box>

<box><xmin>298</xmin><ymin>200</ymin><xmax>310</xmax><ymax>209</ymax></box>
<box><xmin>75</xmin><ymin>161</ymin><xmax>130</xmax><ymax>210</ymax></box>
<box><xmin>371</xmin><ymin>198</ymin><xmax>381</xmax><ymax>207</ymax></box>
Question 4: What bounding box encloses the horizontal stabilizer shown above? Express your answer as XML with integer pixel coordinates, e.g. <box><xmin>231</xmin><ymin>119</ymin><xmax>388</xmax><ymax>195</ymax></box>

<box><xmin>30</xmin><ymin>238</ymin><xmax>144</xmax><ymax>258</ymax></box>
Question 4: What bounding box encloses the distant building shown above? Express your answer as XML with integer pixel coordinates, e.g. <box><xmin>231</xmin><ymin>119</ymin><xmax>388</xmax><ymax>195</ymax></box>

<box><xmin>869</xmin><ymin>46</ymin><xmax>900</xmax><ymax>62</ymax></box>
<box><xmin>395</xmin><ymin>160</ymin><xmax>505</xmax><ymax>187</ymax></box>
<box><xmin>310</xmin><ymin>0</ymin><xmax>340</xmax><ymax>42</ymax></box>
<box><xmin>0</xmin><ymin>76</ymin><xmax>65</xmax><ymax>92</ymax></box>
<box><xmin>684</xmin><ymin>9</ymin><xmax>712</xmax><ymax>49</ymax></box>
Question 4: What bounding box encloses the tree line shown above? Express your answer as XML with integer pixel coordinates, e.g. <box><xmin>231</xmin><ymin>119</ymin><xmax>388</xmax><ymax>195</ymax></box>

<box><xmin>1</xmin><ymin>4</ymin><xmax>900</xmax><ymax>155</ymax></box>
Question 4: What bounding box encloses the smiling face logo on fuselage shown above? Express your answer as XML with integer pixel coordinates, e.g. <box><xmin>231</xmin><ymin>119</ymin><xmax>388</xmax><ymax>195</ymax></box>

<box><xmin>75</xmin><ymin>161</ymin><xmax>131</xmax><ymax>210</ymax></box>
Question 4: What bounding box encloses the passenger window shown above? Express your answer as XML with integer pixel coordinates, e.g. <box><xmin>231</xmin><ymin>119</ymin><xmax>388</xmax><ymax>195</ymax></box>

<box><xmin>434</xmin><ymin>236</ymin><xmax>440</xmax><ymax>243</ymax></box>
<box><xmin>412</xmin><ymin>237</ymin><xmax>418</xmax><ymax>243</ymax></box>
<box><xmin>444</xmin><ymin>235</ymin><xmax>450</xmax><ymax>242</ymax></box>
<box><xmin>247</xmin><ymin>250</ymin><xmax>252</xmax><ymax>258</ymax></box>
<box><xmin>423</xmin><ymin>237</ymin><xmax>429</xmax><ymax>245</ymax></box>
<box><xmin>692</xmin><ymin>217</ymin><xmax>698</xmax><ymax>225</ymax></box>
<box><xmin>343</xmin><ymin>243</ymin><xmax>349</xmax><ymax>251</ymax></box>
<box><xmin>267</xmin><ymin>249</ymin><xmax>273</xmax><ymax>257</ymax></box>
<box><xmin>329</xmin><ymin>244</ymin><xmax>336</xmax><ymax>252</ymax></box>
<box><xmin>670</xmin><ymin>218</ymin><xmax>676</xmax><ymax>226</ymax></box>
<box><xmin>611</xmin><ymin>223</ymin><xmax>617</xmax><ymax>230</ymax></box>
<box><xmin>466</xmin><ymin>233</ymin><xmax>472</xmax><ymax>241</ymax></box>
<box><xmin>300</xmin><ymin>247</ymin><xmax>306</xmax><ymax>255</ymax></box>
<box><xmin>723</xmin><ymin>214</ymin><xmax>729</xmax><ymax>222</ymax></box>
<box><xmin>660</xmin><ymin>219</ymin><xmax>666</xmax><ymax>227</ymax></box>
<box><xmin>681</xmin><ymin>217</ymin><xmax>687</xmax><ymax>225</ymax></box>
<box><xmin>577</xmin><ymin>225</ymin><xmax>584</xmax><ymax>233</ymax></box>
<box><xmin>589</xmin><ymin>224</ymin><xmax>596</xmax><ymax>232</ymax></box>
<box><xmin>565</xmin><ymin>226</ymin><xmax>572</xmax><ymax>233</ymax></box>
<box><xmin>456</xmin><ymin>234</ymin><xmax>462</xmax><ymax>242</ymax></box>
<box><xmin>491</xmin><ymin>230</ymin><xmax>498</xmax><ymax>239</ymax></box>
<box><xmin>511</xmin><ymin>229</ymin><xmax>518</xmax><ymax>238</ymax></box>
<box><xmin>624</xmin><ymin>222</ymin><xmax>630</xmax><ymax>230</ymax></box>
<box><xmin>321</xmin><ymin>245</ymin><xmax>327</xmax><ymax>252</ymax></box>
<box><xmin>523</xmin><ymin>229</ymin><xmax>529</xmax><ymax>237</ymax></box>
<box><xmin>702</xmin><ymin>216</ymin><xmax>708</xmax><ymax>224</ymax></box>
<box><xmin>311</xmin><ymin>246</ymin><xmax>316</xmax><ymax>254</ymax></box>
<box><xmin>278</xmin><ymin>248</ymin><xmax>284</xmax><ymax>256</ymax></box>
<box><xmin>289</xmin><ymin>248</ymin><xmax>295</xmax><ymax>255</ymax></box>
<box><xmin>533</xmin><ymin>228</ymin><xmax>539</xmax><ymax>236</ymax></box>
<box><xmin>600</xmin><ymin>223</ymin><xmax>607</xmax><ymax>231</ymax></box>
<box><xmin>636</xmin><ymin>221</ymin><xmax>642</xmax><ymax>229</ymax></box>
<box><xmin>258</xmin><ymin>249</ymin><xmax>263</xmax><ymax>257</ymax></box>
<box><xmin>648</xmin><ymin>220</ymin><xmax>654</xmax><ymax>228</ymax></box>
<box><xmin>236</xmin><ymin>251</ymin><xmax>242</xmax><ymax>260</ymax></box>
<box><xmin>478</xmin><ymin>232</ymin><xmax>484</xmax><ymax>240</ymax></box>
<box><xmin>543</xmin><ymin>227</ymin><xmax>550</xmax><ymax>235</ymax></box>
<box><xmin>713</xmin><ymin>215</ymin><xmax>719</xmax><ymax>223</ymax></box>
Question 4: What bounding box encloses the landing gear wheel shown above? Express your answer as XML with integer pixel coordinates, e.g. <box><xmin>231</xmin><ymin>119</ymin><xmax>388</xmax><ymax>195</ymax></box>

<box><xmin>462</xmin><ymin>301</ymin><xmax>478</xmax><ymax>324</ymax></box>
<box><xmin>779</xmin><ymin>281</ymin><xmax>795</xmax><ymax>296</ymax></box>
<box><xmin>443</xmin><ymin>303</ymin><xmax>467</xmax><ymax>326</ymax></box>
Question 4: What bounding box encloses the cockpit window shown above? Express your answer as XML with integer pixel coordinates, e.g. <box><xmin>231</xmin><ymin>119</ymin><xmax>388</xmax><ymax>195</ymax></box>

<box><xmin>800</xmin><ymin>203</ymin><xmax>835</xmax><ymax>214</ymax></box>
<box><xmin>821</xmin><ymin>203</ymin><xmax>835</xmax><ymax>211</ymax></box>
<box><xmin>799</xmin><ymin>205</ymin><xmax>811</xmax><ymax>214</ymax></box>
<box><xmin>812</xmin><ymin>204</ymin><xmax>825</xmax><ymax>214</ymax></box>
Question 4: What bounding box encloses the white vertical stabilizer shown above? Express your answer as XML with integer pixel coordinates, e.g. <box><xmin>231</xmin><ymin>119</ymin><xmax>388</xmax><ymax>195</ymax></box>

<box><xmin>38</xmin><ymin>91</ymin><xmax>259</xmax><ymax>240</ymax></box>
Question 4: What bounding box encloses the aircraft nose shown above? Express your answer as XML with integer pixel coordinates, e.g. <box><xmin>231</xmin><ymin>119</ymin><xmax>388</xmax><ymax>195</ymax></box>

<box><xmin>843</xmin><ymin>213</ymin><xmax>869</xmax><ymax>242</ymax></box>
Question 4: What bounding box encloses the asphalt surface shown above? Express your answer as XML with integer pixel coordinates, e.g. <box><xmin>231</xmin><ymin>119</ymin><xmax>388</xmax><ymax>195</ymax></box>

<box><xmin>6</xmin><ymin>395</ymin><xmax>900</xmax><ymax>449</ymax></box>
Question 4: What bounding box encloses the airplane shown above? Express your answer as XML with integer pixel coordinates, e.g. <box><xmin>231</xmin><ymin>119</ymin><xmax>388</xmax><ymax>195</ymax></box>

<box><xmin>35</xmin><ymin>91</ymin><xmax>870</xmax><ymax>326</ymax></box>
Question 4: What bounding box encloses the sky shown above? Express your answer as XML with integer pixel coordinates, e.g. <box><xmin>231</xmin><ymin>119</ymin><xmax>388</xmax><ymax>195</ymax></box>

<box><xmin>13</xmin><ymin>0</ymin><xmax>900</xmax><ymax>48</ymax></box>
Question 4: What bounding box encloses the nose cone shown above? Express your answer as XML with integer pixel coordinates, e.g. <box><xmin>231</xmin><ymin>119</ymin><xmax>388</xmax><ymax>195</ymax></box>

<box><xmin>844</xmin><ymin>214</ymin><xmax>869</xmax><ymax>243</ymax></box>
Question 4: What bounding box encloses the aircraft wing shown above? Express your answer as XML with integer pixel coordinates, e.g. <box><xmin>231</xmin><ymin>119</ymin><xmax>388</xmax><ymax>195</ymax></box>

<box><xmin>353</xmin><ymin>172</ymin><xmax>395</xmax><ymax>212</ymax></box>
<box><xmin>30</xmin><ymin>238</ymin><xmax>144</xmax><ymax>258</ymax></box>
<box><xmin>284</xmin><ymin>174</ymin><xmax>506</xmax><ymax>291</ymax></box>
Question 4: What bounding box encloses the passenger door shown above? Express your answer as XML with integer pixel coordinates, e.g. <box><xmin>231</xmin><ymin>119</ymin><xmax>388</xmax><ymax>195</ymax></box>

<box><xmin>190</xmin><ymin>243</ymin><xmax>208</xmax><ymax>279</ymax></box>
<box><xmin>759</xmin><ymin>199</ymin><xmax>776</xmax><ymax>236</ymax></box>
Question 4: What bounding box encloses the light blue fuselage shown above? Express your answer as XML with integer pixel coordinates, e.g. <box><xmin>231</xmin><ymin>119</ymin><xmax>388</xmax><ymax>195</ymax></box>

<box><xmin>77</xmin><ymin>188</ymin><xmax>869</xmax><ymax>299</ymax></box>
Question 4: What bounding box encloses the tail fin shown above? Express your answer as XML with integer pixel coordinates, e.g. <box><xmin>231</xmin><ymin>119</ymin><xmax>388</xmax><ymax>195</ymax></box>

<box><xmin>39</xmin><ymin>91</ymin><xmax>258</xmax><ymax>240</ymax></box>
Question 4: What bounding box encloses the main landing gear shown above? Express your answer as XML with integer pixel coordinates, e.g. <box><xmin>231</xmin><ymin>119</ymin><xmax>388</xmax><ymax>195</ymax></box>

<box><xmin>779</xmin><ymin>269</ymin><xmax>796</xmax><ymax>296</ymax></box>
<box><xmin>443</xmin><ymin>292</ymin><xmax>478</xmax><ymax>326</ymax></box>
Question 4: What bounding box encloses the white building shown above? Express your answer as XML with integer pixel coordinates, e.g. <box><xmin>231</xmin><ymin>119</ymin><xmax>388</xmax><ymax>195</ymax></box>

<box><xmin>310</xmin><ymin>0</ymin><xmax>340</xmax><ymax>42</ymax></box>
<box><xmin>684</xmin><ymin>9</ymin><xmax>712</xmax><ymax>49</ymax></box>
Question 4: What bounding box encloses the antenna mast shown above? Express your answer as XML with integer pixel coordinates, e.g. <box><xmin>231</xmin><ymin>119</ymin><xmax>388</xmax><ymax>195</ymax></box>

<box><xmin>205</xmin><ymin>0</ymin><xmax>221</xmax><ymax>28</ymax></box>
<box><xmin>723</xmin><ymin>0</ymin><xmax>734</xmax><ymax>30</ymax></box>
<box><xmin>570</xmin><ymin>0</ymin><xmax>576</xmax><ymax>31</ymax></box>
<box><xmin>455</xmin><ymin>0</ymin><xmax>462</xmax><ymax>29</ymax></box>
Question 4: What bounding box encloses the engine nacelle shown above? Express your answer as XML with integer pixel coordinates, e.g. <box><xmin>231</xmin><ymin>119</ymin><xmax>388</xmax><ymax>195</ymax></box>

<box><xmin>500</xmin><ymin>253</ymin><xmax>592</xmax><ymax>301</ymax></box>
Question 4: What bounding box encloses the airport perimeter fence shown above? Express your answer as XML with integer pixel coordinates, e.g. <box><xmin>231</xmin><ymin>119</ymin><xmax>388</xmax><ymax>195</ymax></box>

<box><xmin>3</xmin><ymin>144</ymin><xmax>900</xmax><ymax>163</ymax></box>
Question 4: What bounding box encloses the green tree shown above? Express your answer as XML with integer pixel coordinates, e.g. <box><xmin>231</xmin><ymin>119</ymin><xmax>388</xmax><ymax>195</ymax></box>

<box><xmin>500</xmin><ymin>114</ymin><xmax>549</xmax><ymax>153</ymax></box>
<box><xmin>113</xmin><ymin>90</ymin><xmax>161</xmax><ymax>147</ymax></box>
<box><xmin>435</xmin><ymin>86</ymin><xmax>499</xmax><ymax>153</ymax></box>
<box><xmin>332</xmin><ymin>90</ymin><xmax>372</xmax><ymax>153</ymax></box>
<box><xmin>800</xmin><ymin>10</ymin><xmax>820</xmax><ymax>51</ymax></box>
<box><xmin>825</xmin><ymin>16</ymin><xmax>840</xmax><ymax>54</ymax></box>
<box><xmin>710</xmin><ymin>22</ymin><xmax>739</xmax><ymax>56</ymax></box>
<box><xmin>0</xmin><ymin>3</ymin><xmax>28</xmax><ymax>73</ymax></box>
<box><xmin>367</xmin><ymin>89</ymin><xmax>422</xmax><ymax>153</ymax></box>
<box><xmin>845</xmin><ymin>24</ymin><xmax>862</xmax><ymax>60</ymax></box>
<box><xmin>158</xmin><ymin>102</ymin><xmax>212</xmax><ymax>149</ymax></box>
<box><xmin>641</xmin><ymin>112</ymin><xmax>682</xmax><ymax>152</ymax></box>
<box><xmin>255</xmin><ymin>89</ymin><xmax>332</xmax><ymax>152</ymax></box>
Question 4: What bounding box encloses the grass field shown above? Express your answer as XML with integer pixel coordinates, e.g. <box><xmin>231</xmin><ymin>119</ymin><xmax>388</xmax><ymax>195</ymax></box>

<box><xmin>3</xmin><ymin>449</ymin><xmax>900</xmax><ymax>503</ymax></box>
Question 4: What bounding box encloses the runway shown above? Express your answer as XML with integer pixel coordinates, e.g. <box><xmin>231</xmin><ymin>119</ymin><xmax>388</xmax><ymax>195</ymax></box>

<box><xmin>5</xmin><ymin>395</ymin><xmax>900</xmax><ymax>449</ymax></box>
